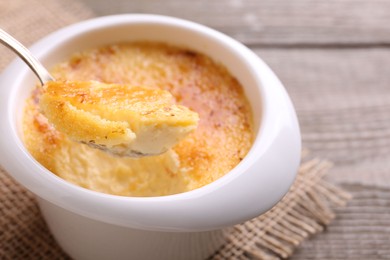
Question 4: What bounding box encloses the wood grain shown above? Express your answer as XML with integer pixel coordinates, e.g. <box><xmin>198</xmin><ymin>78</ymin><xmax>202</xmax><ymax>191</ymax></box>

<box><xmin>253</xmin><ymin>48</ymin><xmax>390</xmax><ymax>187</ymax></box>
<box><xmin>81</xmin><ymin>0</ymin><xmax>390</xmax><ymax>46</ymax></box>
<box><xmin>291</xmin><ymin>185</ymin><xmax>390</xmax><ymax>260</ymax></box>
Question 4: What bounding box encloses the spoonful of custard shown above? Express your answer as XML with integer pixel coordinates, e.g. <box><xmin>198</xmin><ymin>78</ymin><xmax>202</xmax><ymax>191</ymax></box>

<box><xmin>0</xmin><ymin>29</ymin><xmax>198</xmax><ymax>157</ymax></box>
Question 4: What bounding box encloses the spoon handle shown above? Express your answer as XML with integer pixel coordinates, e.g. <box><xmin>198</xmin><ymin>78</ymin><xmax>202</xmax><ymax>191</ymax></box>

<box><xmin>0</xmin><ymin>29</ymin><xmax>53</xmax><ymax>85</ymax></box>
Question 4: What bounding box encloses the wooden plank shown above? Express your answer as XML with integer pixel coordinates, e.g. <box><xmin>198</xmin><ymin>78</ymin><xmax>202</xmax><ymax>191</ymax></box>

<box><xmin>252</xmin><ymin>48</ymin><xmax>390</xmax><ymax>187</ymax></box>
<box><xmin>291</xmin><ymin>184</ymin><xmax>390</xmax><ymax>260</ymax></box>
<box><xmin>81</xmin><ymin>0</ymin><xmax>390</xmax><ymax>46</ymax></box>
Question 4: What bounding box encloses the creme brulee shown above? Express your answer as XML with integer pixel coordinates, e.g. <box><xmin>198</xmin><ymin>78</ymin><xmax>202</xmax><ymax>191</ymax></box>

<box><xmin>23</xmin><ymin>42</ymin><xmax>254</xmax><ymax>197</ymax></box>
<box><xmin>40</xmin><ymin>80</ymin><xmax>199</xmax><ymax>157</ymax></box>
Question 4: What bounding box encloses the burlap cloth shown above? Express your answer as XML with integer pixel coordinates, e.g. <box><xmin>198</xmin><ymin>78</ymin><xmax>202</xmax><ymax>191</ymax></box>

<box><xmin>0</xmin><ymin>1</ymin><xmax>351</xmax><ymax>259</ymax></box>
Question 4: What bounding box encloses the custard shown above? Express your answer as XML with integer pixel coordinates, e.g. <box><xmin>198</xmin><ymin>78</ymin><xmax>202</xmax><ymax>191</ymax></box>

<box><xmin>40</xmin><ymin>80</ymin><xmax>199</xmax><ymax>156</ymax></box>
<box><xmin>23</xmin><ymin>42</ymin><xmax>254</xmax><ymax>197</ymax></box>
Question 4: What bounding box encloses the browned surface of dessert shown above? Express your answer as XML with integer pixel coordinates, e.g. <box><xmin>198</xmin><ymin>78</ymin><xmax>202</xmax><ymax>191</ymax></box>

<box><xmin>39</xmin><ymin>80</ymin><xmax>199</xmax><ymax>157</ymax></box>
<box><xmin>23</xmin><ymin>42</ymin><xmax>253</xmax><ymax>196</ymax></box>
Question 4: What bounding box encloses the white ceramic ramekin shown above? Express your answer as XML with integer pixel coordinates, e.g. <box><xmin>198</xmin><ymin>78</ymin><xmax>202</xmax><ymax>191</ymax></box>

<box><xmin>0</xmin><ymin>15</ymin><xmax>301</xmax><ymax>260</ymax></box>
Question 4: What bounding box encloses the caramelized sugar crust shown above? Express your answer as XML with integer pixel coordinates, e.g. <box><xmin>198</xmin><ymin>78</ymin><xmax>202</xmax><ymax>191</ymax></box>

<box><xmin>23</xmin><ymin>42</ymin><xmax>254</xmax><ymax>196</ymax></box>
<box><xmin>40</xmin><ymin>80</ymin><xmax>199</xmax><ymax>155</ymax></box>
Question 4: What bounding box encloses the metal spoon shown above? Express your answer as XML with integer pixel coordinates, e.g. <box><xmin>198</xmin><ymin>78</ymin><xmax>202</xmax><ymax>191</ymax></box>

<box><xmin>0</xmin><ymin>28</ymin><xmax>143</xmax><ymax>157</ymax></box>
<box><xmin>0</xmin><ymin>29</ymin><xmax>54</xmax><ymax>84</ymax></box>
<box><xmin>0</xmin><ymin>29</ymin><xmax>198</xmax><ymax>158</ymax></box>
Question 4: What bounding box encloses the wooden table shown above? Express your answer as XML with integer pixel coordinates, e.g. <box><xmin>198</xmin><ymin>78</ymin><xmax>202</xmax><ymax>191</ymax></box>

<box><xmin>79</xmin><ymin>1</ymin><xmax>390</xmax><ymax>258</ymax></box>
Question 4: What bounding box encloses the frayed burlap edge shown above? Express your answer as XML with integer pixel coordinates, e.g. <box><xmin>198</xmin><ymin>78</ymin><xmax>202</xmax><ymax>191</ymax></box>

<box><xmin>210</xmin><ymin>151</ymin><xmax>352</xmax><ymax>260</ymax></box>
